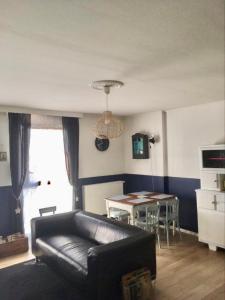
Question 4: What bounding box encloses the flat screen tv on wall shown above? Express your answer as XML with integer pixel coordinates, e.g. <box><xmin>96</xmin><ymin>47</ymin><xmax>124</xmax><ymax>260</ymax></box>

<box><xmin>132</xmin><ymin>133</ymin><xmax>149</xmax><ymax>159</ymax></box>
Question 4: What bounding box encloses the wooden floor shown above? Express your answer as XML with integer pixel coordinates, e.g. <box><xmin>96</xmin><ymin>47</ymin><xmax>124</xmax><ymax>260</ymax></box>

<box><xmin>154</xmin><ymin>232</ymin><xmax>225</xmax><ymax>300</ymax></box>
<box><xmin>0</xmin><ymin>232</ymin><xmax>224</xmax><ymax>300</ymax></box>
<box><xmin>0</xmin><ymin>249</ymin><xmax>34</xmax><ymax>270</ymax></box>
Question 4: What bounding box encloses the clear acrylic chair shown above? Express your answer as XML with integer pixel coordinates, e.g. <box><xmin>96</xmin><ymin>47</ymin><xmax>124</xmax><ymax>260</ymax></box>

<box><xmin>158</xmin><ymin>197</ymin><xmax>181</xmax><ymax>247</ymax></box>
<box><xmin>135</xmin><ymin>204</ymin><xmax>161</xmax><ymax>248</ymax></box>
<box><xmin>109</xmin><ymin>207</ymin><xmax>130</xmax><ymax>223</ymax></box>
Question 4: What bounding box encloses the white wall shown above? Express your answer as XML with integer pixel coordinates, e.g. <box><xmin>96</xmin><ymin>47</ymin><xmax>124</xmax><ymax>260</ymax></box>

<box><xmin>167</xmin><ymin>100</ymin><xmax>225</xmax><ymax>179</ymax></box>
<box><xmin>79</xmin><ymin>114</ymin><xmax>124</xmax><ymax>178</ymax></box>
<box><xmin>0</xmin><ymin>113</ymin><xmax>11</xmax><ymax>186</ymax></box>
<box><xmin>0</xmin><ymin>113</ymin><xmax>124</xmax><ymax>187</ymax></box>
<box><xmin>1</xmin><ymin>101</ymin><xmax>224</xmax><ymax>184</ymax></box>
<box><xmin>124</xmin><ymin>111</ymin><xmax>167</xmax><ymax>177</ymax></box>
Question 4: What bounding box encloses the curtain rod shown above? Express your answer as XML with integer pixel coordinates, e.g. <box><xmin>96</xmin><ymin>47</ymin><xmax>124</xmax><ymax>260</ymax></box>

<box><xmin>0</xmin><ymin>105</ymin><xmax>83</xmax><ymax>118</ymax></box>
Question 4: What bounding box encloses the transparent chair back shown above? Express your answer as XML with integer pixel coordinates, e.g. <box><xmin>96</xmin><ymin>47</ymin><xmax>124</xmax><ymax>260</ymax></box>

<box><xmin>158</xmin><ymin>197</ymin><xmax>181</xmax><ymax>246</ymax></box>
<box><xmin>135</xmin><ymin>204</ymin><xmax>160</xmax><ymax>246</ymax></box>
<box><xmin>165</xmin><ymin>198</ymin><xmax>179</xmax><ymax>224</ymax></box>
<box><xmin>136</xmin><ymin>204</ymin><xmax>159</xmax><ymax>230</ymax></box>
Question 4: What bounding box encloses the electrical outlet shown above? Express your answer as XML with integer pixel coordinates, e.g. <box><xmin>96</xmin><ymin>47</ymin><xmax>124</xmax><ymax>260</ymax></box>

<box><xmin>0</xmin><ymin>152</ymin><xmax>7</xmax><ymax>161</ymax></box>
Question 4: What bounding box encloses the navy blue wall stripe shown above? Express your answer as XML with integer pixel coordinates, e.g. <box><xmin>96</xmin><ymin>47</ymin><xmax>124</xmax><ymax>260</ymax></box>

<box><xmin>78</xmin><ymin>174</ymin><xmax>125</xmax><ymax>186</ymax></box>
<box><xmin>123</xmin><ymin>174</ymin><xmax>167</xmax><ymax>194</ymax></box>
<box><xmin>0</xmin><ymin>174</ymin><xmax>200</xmax><ymax>234</ymax></box>
<box><xmin>79</xmin><ymin>173</ymin><xmax>200</xmax><ymax>233</ymax></box>
<box><xmin>166</xmin><ymin>176</ymin><xmax>200</xmax><ymax>232</ymax></box>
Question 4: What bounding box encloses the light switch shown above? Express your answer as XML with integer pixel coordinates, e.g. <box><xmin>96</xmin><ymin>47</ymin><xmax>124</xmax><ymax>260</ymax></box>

<box><xmin>0</xmin><ymin>152</ymin><xmax>7</xmax><ymax>161</ymax></box>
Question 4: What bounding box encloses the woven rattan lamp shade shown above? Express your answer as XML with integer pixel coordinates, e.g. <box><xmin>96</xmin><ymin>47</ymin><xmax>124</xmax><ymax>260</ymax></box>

<box><xmin>91</xmin><ymin>80</ymin><xmax>124</xmax><ymax>139</ymax></box>
<box><xmin>94</xmin><ymin>111</ymin><xmax>123</xmax><ymax>139</ymax></box>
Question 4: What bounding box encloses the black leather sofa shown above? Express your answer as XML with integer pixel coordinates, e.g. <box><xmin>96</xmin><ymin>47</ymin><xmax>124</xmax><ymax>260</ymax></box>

<box><xmin>31</xmin><ymin>210</ymin><xmax>156</xmax><ymax>300</ymax></box>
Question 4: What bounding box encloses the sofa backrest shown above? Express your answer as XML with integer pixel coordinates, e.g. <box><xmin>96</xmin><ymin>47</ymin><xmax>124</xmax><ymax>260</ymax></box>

<box><xmin>73</xmin><ymin>211</ymin><xmax>142</xmax><ymax>244</ymax></box>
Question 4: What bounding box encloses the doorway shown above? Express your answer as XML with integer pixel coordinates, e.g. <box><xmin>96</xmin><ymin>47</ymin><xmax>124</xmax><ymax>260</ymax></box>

<box><xmin>23</xmin><ymin>128</ymin><xmax>73</xmax><ymax>235</ymax></box>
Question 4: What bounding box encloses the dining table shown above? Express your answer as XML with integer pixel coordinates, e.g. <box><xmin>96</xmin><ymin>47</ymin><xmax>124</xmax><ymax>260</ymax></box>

<box><xmin>105</xmin><ymin>191</ymin><xmax>176</xmax><ymax>225</ymax></box>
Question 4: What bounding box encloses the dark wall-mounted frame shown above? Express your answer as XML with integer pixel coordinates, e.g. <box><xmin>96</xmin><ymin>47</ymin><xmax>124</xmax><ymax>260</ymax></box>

<box><xmin>132</xmin><ymin>133</ymin><xmax>149</xmax><ymax>159</ymax></box>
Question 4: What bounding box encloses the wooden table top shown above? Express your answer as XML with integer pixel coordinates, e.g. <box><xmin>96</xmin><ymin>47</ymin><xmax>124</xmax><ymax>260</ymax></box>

<box><xmin>105</xmin><ymin>192</ymin><xmax>175</xmax><ymax>206</ymax></box>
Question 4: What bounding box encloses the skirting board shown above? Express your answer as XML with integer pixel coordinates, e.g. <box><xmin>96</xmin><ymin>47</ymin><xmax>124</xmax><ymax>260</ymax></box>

<box><xmin>159</xmin><ymin>225</ymin><xmax>198</xmax><ymax>237</ymax></box>
<box><xmin>180</xmin><ymin>228</ymin><xmax>198</xmax><ymax>236</ymax></box>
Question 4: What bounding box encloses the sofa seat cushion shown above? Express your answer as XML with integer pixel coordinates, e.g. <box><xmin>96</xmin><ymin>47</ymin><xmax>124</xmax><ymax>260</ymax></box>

<box><xmin>36</xmin><ymin>235</ymin><xmax>99</xmax><ymax>282</ymax></box>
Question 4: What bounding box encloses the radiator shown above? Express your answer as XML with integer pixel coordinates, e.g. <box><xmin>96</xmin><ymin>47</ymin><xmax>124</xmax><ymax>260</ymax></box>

<box><xmin>82</xmin><ymin>180</ymin><xmax>124</xmax><ymax>215</ymax></box>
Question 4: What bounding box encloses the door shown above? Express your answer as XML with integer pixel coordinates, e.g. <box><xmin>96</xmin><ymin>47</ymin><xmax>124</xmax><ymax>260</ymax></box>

<box><xmin>23</xmin><ymin>128</ymin><xmax>73</xmax><ymax>235</ymax></box>
<box><xmin>198</xmin><ymin>209</ymin><xmax>225</xmax><ymax>247</ymax></box>
<box><xmin>200</xmin><ymin>172</ymin><xmax>219</xmax><ymax>190</ymax></box>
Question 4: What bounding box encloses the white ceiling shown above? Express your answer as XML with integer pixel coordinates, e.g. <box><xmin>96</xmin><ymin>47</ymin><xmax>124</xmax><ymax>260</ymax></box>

<box><xmin>0</xmin><ymin>0</ymin><xmax>224</xmax><ymax>115</ymax></box>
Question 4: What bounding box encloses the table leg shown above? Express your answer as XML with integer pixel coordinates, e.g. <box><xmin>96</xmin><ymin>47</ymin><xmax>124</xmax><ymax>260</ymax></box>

<box><xmin>166</xmin><ymin>225</ymin><xmax>170</xmax><ymax>247</ymax></box>
<box><xmin>129</xmin><ymin>206</ymin><xmax>135</xmax><ymax>225</ymax></box>
<box><xmin>173</xmin><ymin>220</ymin><xmax>175</xmax><ymax>236</ymax></box>
<box><xmin>106</xmin><ymin>200</ymin><xmax>110</xmax><ymax>218</ymax></box>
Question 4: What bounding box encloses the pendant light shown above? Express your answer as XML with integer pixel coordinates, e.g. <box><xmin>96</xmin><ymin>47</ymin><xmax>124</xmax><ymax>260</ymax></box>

<box><xmin>91</xmin><ymin>80</ymin><xmax>124</xmax><ymax>139</ymax></box>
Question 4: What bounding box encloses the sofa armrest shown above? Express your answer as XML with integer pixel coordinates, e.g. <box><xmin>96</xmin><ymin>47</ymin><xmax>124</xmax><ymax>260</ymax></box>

<box><xmin>87</xmin><ymin>232</ymin><xmax>156</xmax><ymax>300</ymax></box>
<box><xmin>31</xmin><ymin>211</ymin><xmax>78</xmax><ymax>255</ymax></box>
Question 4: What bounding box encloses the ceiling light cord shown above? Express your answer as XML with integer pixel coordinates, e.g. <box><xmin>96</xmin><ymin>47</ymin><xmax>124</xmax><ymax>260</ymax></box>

<box><xmin>105</xmin><ymin>93</ymin><xmax>109</xmax><ymax>111</ymax></box>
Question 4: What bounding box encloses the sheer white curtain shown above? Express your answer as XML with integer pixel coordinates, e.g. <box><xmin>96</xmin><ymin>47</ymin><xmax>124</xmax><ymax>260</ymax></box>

<box><xmin>23</xmin><ymin>114</ymin><xmax>73</xmax><ymax>235</ymax></box>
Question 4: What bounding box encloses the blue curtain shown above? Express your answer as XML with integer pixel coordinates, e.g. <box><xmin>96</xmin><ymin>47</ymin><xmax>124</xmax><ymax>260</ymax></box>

<box><xmin>62</xmin><ymin>117</ymin><xmax>79</xmax><ymax>209</ymax></box>
<box><xmin>8</xmin><ymin>113</ymin><xmax>31</xmax><ymax>233</ymax></box>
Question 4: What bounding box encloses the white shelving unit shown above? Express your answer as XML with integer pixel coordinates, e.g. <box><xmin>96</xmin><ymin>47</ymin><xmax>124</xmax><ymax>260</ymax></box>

<box><xmin>196</xmin><ymin>145</ymin><xmax>225</xmax><ymax>251</ymax></box>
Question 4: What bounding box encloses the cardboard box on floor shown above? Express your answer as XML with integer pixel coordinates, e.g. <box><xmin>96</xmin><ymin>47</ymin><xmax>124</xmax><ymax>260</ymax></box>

<box><xmin>122</xmin><ymin>267</ymin><xmax>153</xmax><ymax>300</ymax></box>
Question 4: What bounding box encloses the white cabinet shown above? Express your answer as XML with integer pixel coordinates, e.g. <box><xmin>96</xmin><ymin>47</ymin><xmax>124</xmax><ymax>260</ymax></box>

<box><xmin>196</xmin><ymin>189</ymin><xmax>225</xmax><ymax>251</ymax></box>
<box><xmin>200</xmin><ymin>172</ymin><xmax>225</xmax><ymax>191</ymax></box>
<box><xmin>197</xmin><ymin>144</ymin><xmax>225</xmax><ymax>251</ymax></box>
